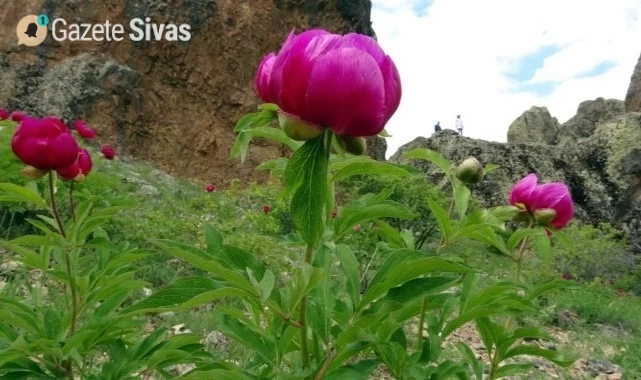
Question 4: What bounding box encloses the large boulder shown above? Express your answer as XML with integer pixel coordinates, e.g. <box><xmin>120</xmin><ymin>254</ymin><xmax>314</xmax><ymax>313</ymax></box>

<box><xmin>507</xmin><ymin>106</ymin><xmax>560</xmax><ymax>145</ymax></box>
<box><xmin>0</xmin><ymin>0</ymin><xmax>374</xmax><ymax>183</ymax></box>
<box><xmin>625</xmin><ymin>52</ymin><xmax>641</xmax><ymax>112</ymax></box>
<box><xmin>558</xmin><ymin>98</ymin><xmax>625</xmax><ymax>141</ymax></box>
<box><xmin>391</xmin><ymin>113</ymin><xmax>641</xmax><ymax>246</ymax></box>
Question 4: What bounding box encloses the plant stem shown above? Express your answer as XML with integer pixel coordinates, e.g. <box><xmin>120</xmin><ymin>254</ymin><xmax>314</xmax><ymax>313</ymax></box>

<box><xmin>48</xmin><ymin>172</ymin><xmax>77</xmax><ymax>379</ymax></box>
<box><xmin>437</xmin><ymin>197</ymin><xmax>455</xmax><ymax>251</ymax></box>
<box><xmin>315</xmin><ymin>349</ymin><xmax>336</xmax><ymax>380</ymax></box>
<box><xmin>69</xmin><ymin>182</ymin><xmax>76</xmax><ymax>223</ymax></box>
<box><xmin>417</xmin><ymin>297</ymin><xmax>427</xmax><ymax>350</ymax></box>
<box><xmin>514</xmin><ymin>237</ymin><xmax>529</xmax><ymax>284</ymax></box>
<box><xmin>299</xmin><ymin>244</ymin><xmax>314</xmax><ymax>370</ymax></box>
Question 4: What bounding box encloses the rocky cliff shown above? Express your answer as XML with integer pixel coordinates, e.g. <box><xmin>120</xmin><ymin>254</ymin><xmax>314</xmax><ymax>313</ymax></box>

<box><xmin>0</xmin><ymin>0</ymin><xmax>373</xmax><ymax>183</ymax></box>
<box><xmin>392</xmin><ymin>103</ymin><xmax>641</xmax><ymax>248</ymax></box>
<box><xmin>626</xmin><ymin>52</ymin><xmax>641</xmax><ymax>112</ymax></box>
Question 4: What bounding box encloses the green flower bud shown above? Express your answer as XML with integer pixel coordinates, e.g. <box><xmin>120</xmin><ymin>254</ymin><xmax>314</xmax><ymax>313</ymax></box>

<box><xmin>456</xmin><ymin>157</ymin><xmax>484</xmax><ymax>184</ymax></box>
<box><xmin>534</xmin><ymin>208</ymin><xmax>557</xmax><ymax>226</ymax></box>
<box><xmin>278</xmin><ymin>112</ymin><xmax>324</xmax><ymax>141</ymax></box>
<box><xmin>21</xmin><ymin>166</ymin><xmax>48</xmax><ymax>180</ymax></box>
<box><xmin>337</xmin><ymin>135</ymin><xmax>367</xmax><ymax>156</ymax></box>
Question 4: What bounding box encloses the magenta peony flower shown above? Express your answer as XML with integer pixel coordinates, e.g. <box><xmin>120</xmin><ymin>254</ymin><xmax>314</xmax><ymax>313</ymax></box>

<box><xmin>263</xmin><ymin>204</ymin><xmax>271</xmax><ymax>214</ymax></box>
<box><xmin>57</xmin><ymin>149</ymin><xmax>93</xmax><ymax>181</ymax></box>
<box><xmin>205</xmin><ymin>183</ymin><xmax>216</xmax><ymax>192</ymax></box>
<box><xmin>73</xmin><ymin>120</ymin><xmax>97</xmax><ymax>139</ymax></box>
<box><xmin>101</xmin><ymin>145</ymin><xmax>116</xmax><ymax>160</ymax></box>
<box><xmin>11</xmin><ymin>117</ymin><xmax>80</xmax><ymax>170</ymax></box>
<box><xmin>509</xmin><ymin>173</ymin><xmax>574</xmax><ymax>229</ymax></box>
<box><xmin>254</xmin><ymin>29</ymin><xmax>401</xmax><ymax>137</ymax></box>
<box><xmin>10</xmin><ymin>111</ymin><xmax>28</xmax><ymax>122</ymax></box>
<box><xmin>0</xmin><ymin>109</ymin><xmax>9</xmax><ymax>120</ymax></box>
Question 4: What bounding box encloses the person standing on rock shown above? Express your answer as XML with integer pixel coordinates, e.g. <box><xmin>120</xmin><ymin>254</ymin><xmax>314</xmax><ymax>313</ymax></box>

<box><xmin>434</xmin><ymin>121</ymin><xmax>442</xmax><ymax>133</ymax></box>
<box><xmin>455</xmin><ymin>115</ymin><xmax>464</xmax><ymax>135</ymax></box>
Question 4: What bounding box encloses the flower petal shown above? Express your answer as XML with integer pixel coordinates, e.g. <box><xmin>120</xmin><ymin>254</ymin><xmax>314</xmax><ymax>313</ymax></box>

<box><xmin>380</xmin><ymin>55</ymin><xmax>402</xmax><ymax>123</ymax></box>
<box><xmin>303</xmin><ymin>47</ymin><xmax>385</xmax><ymax>136</ymax></box>
<box><xmin>509</xmin><ymin>173</ymin><xmax>538</xmax><ymax>208</ymax></box>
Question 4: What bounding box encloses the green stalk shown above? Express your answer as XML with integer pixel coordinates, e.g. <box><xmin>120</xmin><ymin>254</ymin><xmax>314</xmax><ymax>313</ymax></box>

<box><xmin>299</xmin><ymin>243</ymin><xmax>314</xmax><ymax>369</ymax></box>
<box><xmin>48</xmin><ymin>172</ymin><xmax>77</xmax><ymax>379</ymax></box>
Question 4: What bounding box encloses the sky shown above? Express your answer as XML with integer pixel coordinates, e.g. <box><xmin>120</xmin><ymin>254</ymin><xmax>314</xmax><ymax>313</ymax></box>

<box><xmin>371</xmin><ymin>0</ymin><xmax>641</xmax><ymax>156</ymax></box>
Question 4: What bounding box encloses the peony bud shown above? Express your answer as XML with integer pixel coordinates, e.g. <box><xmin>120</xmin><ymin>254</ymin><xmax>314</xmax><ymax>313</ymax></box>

<box><xmin>73</xmin><ymin>120</ymin><xmax>97</xmax><ymax>139</ymax></box>
<box><xmin>11</xmin><ymin>117</ymin><xmax>79</xmax><ymax>170</ymax></box>
<box><xmin>534</xmin><ymin>208</ymin><xmax>557</xmax><ymax>226</ymax></box>
<box><xmin>263</xmin><ymin>204</ymin><xmax>271</xmax><ymax>214</ymax></box>
<box><xmin>205</xmin><ymin>184</ymin><xmax>216</xmax><ymax>193</ymax></box>
<box><xmin>101</xmin><ymin>145</ymin><xmax>116</xmax><ymax>160</ymax></box>
<box><xmin>456</xmin><ymin>157</ymin><xmax>484</xmax><ymax>184</ymax></box>
<box><xmin>337</xmin><ymin>135</ymin><xmax>367</xmax><ymax>156</ymax></box>
<box><xmin>20</xmin><ymin>166</ymin><xmax>48</xmax><ymax>180</ymax></box>
<box><xmin>10</xmin><ymin>111</ymin><xmax>28</xmax><ymax>122</ymax></box>
<box><xmin>278</xmin><ymin>112</ymin><xmax>324</xmax><ymax>141</ymax></box>
<box><xmin>57</xmin><ymin>149</ymin><xmax>93</xmax><ymax>181</ymax></box>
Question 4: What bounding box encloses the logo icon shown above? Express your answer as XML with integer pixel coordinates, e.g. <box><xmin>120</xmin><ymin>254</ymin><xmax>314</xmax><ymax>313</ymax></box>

<box><xmin>17</xmin><ymin>15</ymin><xmax>48</xmax><ymax>47</ymax></box>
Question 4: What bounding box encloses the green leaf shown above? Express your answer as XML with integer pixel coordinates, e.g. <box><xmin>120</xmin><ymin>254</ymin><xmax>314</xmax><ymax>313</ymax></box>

<box><xmin>369</xmin><ymin>249</ymin><xmax>424</xmax><ymax>289</ymax></box>
<box><xmin>213</xmin><ymin>313</ymin><xmax>276</xmax><ymax>363</ymax></box>
<box><xmin>330</xmin><ymin>161</ymin><xmax>410</xmax><ymax>183</ymax></box>
<box><xmin>181</xmin><ymin>370</ymin><xmax>252</xmax><ymax>380</ymax></box>
<box><xmin>493</xmin><ymin>363</ymin><xmax>533</xmax><ymax>378</ymax></box>
<box><xmin>325</xmin><ymin>360</ymin><xmax>380</xmax><ymax>380</ymax></box>
<box><xmin>507</xmin><ymin>228</ymin><xmax>542</xmax><ymax>252</ymax></box>
<box><xmin>404</xmin><ymin>148</ymin><xmax>451</xmax><ymax>174</ymax></box>
<box><xmin>504</xmin><ymin>345</ymin><xmax>575</xmax><ymax>367</ymax></box>
<box><xmin>374</xmin><ymin>220</ymin><xmax>405</xmax><ymax>248</ymax></box>
<box><xmin>333</xmin><ymin>201</ymin><xmax>414</xmax><ymax>241</ymax></box>
<box><xmin>249</xmin><ymin>126</ymin><xmax>302</xmax><ymax>151</ymax></box>
<box><xmin>427</xmin><ymin>199</ymin><xmax>452</xmax><ymax>240</ymax></box>
<box><xmin>532</xmin><ymin>227</ymin><xmax>551</xmax><ymax>267</ymax></box>
<box><xmin>454</xmin><ymin>183</ymin><xmax>471</xmax><ymax>218</ymax></box>
<box><xmin>309</xmin><ymin>245</ymin><xmax>334</xmax><ymax>342</ymax></box>
<box><xmin>456</xmin><ymin>342</ymin><xmax>483</xmax><ymax>380</ymax></box>
<box><xmin>528</xmin><ymin>279</ymin><xmax>575</xmax><ymax>300</ymax></box>
<box><xmin>247</xmin><ymin>269</ymin><xmax>274</xmax><ymax>303</ymax></box>
<box><xmin>44</xmin><ymin>309</ymin><xmax>63</xmax><ymax>339</ymax></box>
<box><xmin>0</xmin><ymin>183</ymin><xmax>47</xmax><ymax>208</ymax></box>
<box><xmin>285</xmin><ymin>134</ymin><xmax>329</xmax><ymax>246</ymax></box>
<box><xmin>204</xmin><ymin>223</ymin><xmax>224</xmax><ymax>256</ymax></box>
<box><xmin>484</xmin><ymin>163</ymin><xmax>500</xmax><ymax>174</ymax></box>
<box><xmin>336</xmin><ymin>245</ymin><xmax>360</xmax><ymax>308</ymax></box>
<box><xmin>383</xmin><ymin>277</ymin><xmax>459</xmax><ymax>304</ymax></box>
<box><xmin>123</xmin><ymin>277</ymin><xmax>222</xmax><ymax>314</ymax></box>
<box><xmin>230</xmin><ymin>131</ymin><xmax>251</xmax><ymax>164</ymax></box>
<box><xmin>360</xmin><ymin>258</ymin><xmax>471</xmax><ymax>310</ymax></box>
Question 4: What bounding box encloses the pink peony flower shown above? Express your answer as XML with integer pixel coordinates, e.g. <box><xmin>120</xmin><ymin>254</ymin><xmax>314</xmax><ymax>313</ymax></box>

<box><xmin>73</xmin><ymin>119</ymin><xmax>97</xmax><ymax>139</ymax></box>
<box><xmin>562</xmin><ymin>273</ymin><xmax>573</xmax><ymax>280</ymax></box>
<box><xmin>11</xmin><ymin>117</ymin><xmax>79</xmax><ymax>170</ymax></box>
<box><xmin>0</xmin><ymin>109</ymin><xmax>9</xmax><ymax>120</ymax></box>
<box><xmin>254</xmin><ymin>29</ymin><xmax>401</xmax><ymax>137</ymax></box>
<box><xmin>263</xmin><ymin>204</ymin><xmax>271</xmax><ymax>214</ymax></box>
<box><xmin>205</xmin><ymin>183</ymin><xmax>216</xmax><ymax>192</ymax></box>
<box><xmin>509</xmin><ymin>173</ymin><xmax>574</xmax><ymax>229</ymax></box>
<box><xmin>101</xmin><ymin>145</ymin><xmax>116</xmax><ymax>160</ymax></box>
<box><xmin>57</xmin><ymin>149</ymin><xmax>93</xmax><ymax>181</ymax></box>
<box><xmin>10</xmin><ymin>111</ymin><xmax>28</xmax><ymax>122</ymax></box>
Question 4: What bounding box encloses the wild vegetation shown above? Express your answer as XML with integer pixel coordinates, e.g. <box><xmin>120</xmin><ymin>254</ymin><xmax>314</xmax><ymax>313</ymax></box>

<box><xmin>0</xmin><ymin>28</ymin><xmax>639</xmax><ymax>380</ymax></box>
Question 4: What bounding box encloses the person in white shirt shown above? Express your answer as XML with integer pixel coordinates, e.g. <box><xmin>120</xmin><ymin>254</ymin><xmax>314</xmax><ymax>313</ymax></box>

<box><xmin>455</xmin><ymin>115</ymin><xmax>464</xmax><ymax>135</ymax></box>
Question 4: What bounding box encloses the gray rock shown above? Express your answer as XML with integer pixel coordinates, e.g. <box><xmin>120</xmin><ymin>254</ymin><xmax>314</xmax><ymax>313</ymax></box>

<box><xmin>559</xmin><ymin>98</ymin><xmax>625</xmax><ymax>141</ymax></box>
<box><xmin>626</xmin><ymin>51</ymin><xmax>641</xmax><ymax>112</ymax></box>
<box><xmin>138</xmin><ymin>185</ymin><xmax>160</xmax><ymax>197</ymax></box>
<box><xmin>507</xmin><ymin>106</ymin><xmax>560</xmax><ymax>145</ymax></box>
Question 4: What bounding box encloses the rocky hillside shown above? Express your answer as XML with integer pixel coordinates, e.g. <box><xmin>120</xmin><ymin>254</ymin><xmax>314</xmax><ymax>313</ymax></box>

<box><xmin>391</xmin><ymin>56</ymin><xmax>641</xmax><ymax>247</ymax></box>
<box><xmin>0</xmin><ymin>0</ymin><xmax>373</xmax><ymax>183</ymax></box>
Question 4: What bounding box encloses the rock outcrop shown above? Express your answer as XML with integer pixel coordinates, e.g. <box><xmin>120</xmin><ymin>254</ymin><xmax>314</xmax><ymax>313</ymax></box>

<box><xmin>626</xmin><ymin>52</ymin><xmax>641</xmax><ymax>112</ymax></box>
<box><xmin>392</xmin><ymin>108</ymin><xmax>641</xmax><ymax>248</ymax></box>
<box><xmin>558</xmin><ymin>98</ymin><xmax>625</xmax><ymax>141</ymax></box>
<box><xmin>507</xmin><ymin>106</ymin><xmax>560</xmax><ymax>145</ymax></box>
<box><xmin>0</xmin><ymin>0</ymin><xmax>374</xmax><ymax>183</ymax></box>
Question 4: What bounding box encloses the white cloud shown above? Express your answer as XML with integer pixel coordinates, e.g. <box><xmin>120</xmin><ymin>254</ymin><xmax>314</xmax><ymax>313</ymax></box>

<box><xmin>372</xmin><ymin>0</ymin><xmax>641</xmax><ymax>157</ymax></box>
